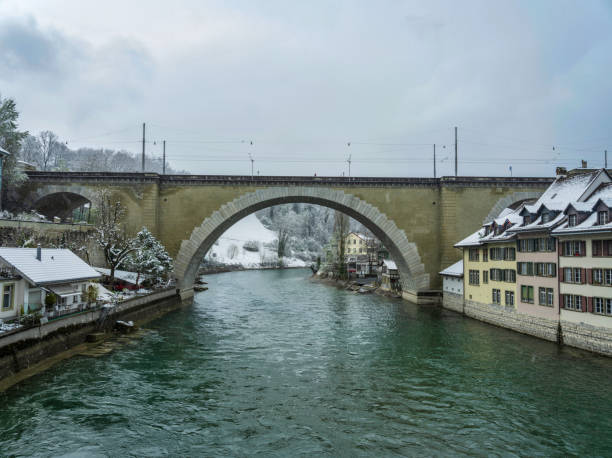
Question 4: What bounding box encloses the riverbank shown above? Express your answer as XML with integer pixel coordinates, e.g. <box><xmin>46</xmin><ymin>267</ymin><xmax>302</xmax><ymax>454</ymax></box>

<box><xmin>199</xmin><ymin>264</ymin><xmax>311</xmax><ymax>276</ymax></box>
<box><xmin>0</xmin><ymin>288</ymin><xmax>184</xmax><ymax>391</ymax></box>
<box><xmin>310</xmin><ymin>272</ymin><xmax>402</xmax><ymax>299</ymax></box>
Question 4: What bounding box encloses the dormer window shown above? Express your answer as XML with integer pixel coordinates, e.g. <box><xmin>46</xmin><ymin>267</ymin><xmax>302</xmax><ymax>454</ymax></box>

<box><xmin>598</xmin><ymin>211</ymin><xmax>609</xmax><ymax>225</ymax></box>
<box><xmin>542</xmin><ymin>212</ymin><xmax>551</xmax><ymax>223</ymax></box>
<box><xmin>568</xmin><ymin>214</ymin><xmax>577</xmax><ymax>227</ymax></box>
<box><xmin>524</xmin><ymin>215</ymin><xmax>531</xmax><ymax>225</ymax></box>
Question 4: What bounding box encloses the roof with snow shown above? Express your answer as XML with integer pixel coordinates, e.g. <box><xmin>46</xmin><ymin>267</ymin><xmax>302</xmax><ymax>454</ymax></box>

<box><xmin>383</xmin><ymin>259</ymin><xmax>397</xmax><ymax>270</ymax></box>
<box><xmin>454</xmin><ymin>229</ymin><xmax>484</xmax><ymax>247</ymax></box>
<box><xmin>0</xmin><ymin>146</ymin><xmax>9</xmax><ymax>156</ymax></box>
<box><xmin>0</xmin><ymin>248</ymin><xmax>100</xmax><ymax>285</ymax></box>
<box><xmin>439</xmin><ymin>260</ymin><xmax>463</xmax><ymax>277</ymax></box>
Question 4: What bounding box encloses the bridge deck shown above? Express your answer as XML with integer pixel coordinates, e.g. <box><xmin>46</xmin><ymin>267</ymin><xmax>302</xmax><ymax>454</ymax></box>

<box><xmin>25</xmin><ymin>171</ymin><xmax>554</xmax><ymax>187</ymax></box>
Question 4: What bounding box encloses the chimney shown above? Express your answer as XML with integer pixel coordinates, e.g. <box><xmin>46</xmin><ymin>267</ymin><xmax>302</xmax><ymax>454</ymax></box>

<box><xmin>556</xmin><ymin>166</ymin><xmax>567</xmax><ymax>177</ymax></box>
<box><xmin>582</xmin><ymin>160</ymin><xmax>588</xmax><ymax>168</ymax></box>
<box><xmin>36</xmin><ymin>244</ymin><xmax>41</xmax><ymax>261</ymax></box>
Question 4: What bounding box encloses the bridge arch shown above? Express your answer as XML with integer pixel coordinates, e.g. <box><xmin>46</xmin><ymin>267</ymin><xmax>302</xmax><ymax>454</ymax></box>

<box><xmin>26</xmin><ymin>185</ymin><xmax>98</xmax><ymax>220</ymax></box>
<box><xmin>174</xmin><ymin>187</ymin><xmax>429</xmax><ymax>300</ymax></box>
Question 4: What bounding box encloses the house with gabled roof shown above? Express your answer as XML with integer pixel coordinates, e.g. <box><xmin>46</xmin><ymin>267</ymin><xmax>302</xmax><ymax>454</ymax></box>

<box><xmin>0</xmin><ymin>246</ymin><xmax>101</xmax><ymax>321</ymax></box>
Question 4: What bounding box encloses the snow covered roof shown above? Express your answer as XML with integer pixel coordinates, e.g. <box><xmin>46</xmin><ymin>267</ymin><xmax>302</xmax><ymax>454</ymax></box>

<box><xmin>439</xmin><ymin>260</ymin><xmax>463</xmax><ymax>277</ymax></box>
<box><xmin>508</xmin><ymin>211</ymin><xmax>566</xmax><ymax>233</ymax></box>
<box><xmin>532</xmin><ymin>170</ymin><xmax>605</xmax><ymax>209</ymax></box>
<box><xmin>0</xmin><ymin>146</ymin><xmax>9</xmax><ymax>156</ymax></box>
<box><xmin>0</xmin><ymin>248</ymin><xmax>100</xmax><ymax>286</ymax></box>
<box><xmin>454</xmin><ymin>229</ymin><xmax>484</xmax><ymax>247</ymax></box>
<box><xmin>383</xmin><ymin>259</ymin><xmax>397</xmax><ymax>270</ymax></box>
<box><xmin>95</xmin><ymin>267</ymin><xmax>143</xmax><ymax>285</ymax></box>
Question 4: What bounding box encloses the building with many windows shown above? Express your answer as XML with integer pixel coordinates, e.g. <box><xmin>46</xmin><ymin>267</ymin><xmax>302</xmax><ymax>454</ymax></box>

<box><xmin>449</xmin><ymin>168</ymin><xmax>612</xmax><ymax>355</ymax></box>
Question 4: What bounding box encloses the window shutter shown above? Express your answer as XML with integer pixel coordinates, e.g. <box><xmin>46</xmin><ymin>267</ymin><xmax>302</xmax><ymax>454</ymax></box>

<box><xmin>580</xmin><ymin>241</ymin><xmax>586</xmax><ymax>256</ymax></box>
<box><xmin>581</xmin><ymin>268</ymin><xmax>587</xmax><ymax>284</ymax></box>
<box><xmin>605</xmin><ymin>240</ymin><xmax>610</xmax><ymax>257</ymax></box>
<box><xmin>588</xmin><ymin>268</ymin><xmax>593</xmax><ymax>284</ymax></box>
<box><xmin>587</xmin><ymin>297</ymin><xmax>593</xmax><ymax>313</ymax></box>
<box><xmin>582</xmin><ymin>297</ymin><xmax>587</xmax><ymax>313</ymax></box>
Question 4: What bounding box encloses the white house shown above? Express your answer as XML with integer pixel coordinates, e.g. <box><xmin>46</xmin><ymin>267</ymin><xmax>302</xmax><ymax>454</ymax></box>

<box><xmin>439</xmin><ymin>259</ymin><xmax>463</xmax><ymax>312</ymax></box>
<box><xmin>440</xmin><ymin>260</ymin><xmax>464</xmax><ymax>295</ymax></box>
<box><xmin>0</xmin><ymin>246</ymin><xmax>101</xmax><ymax>321</ymax></box>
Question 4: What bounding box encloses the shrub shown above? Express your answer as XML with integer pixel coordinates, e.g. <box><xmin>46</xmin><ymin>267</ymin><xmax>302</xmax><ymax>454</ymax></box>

<box><xmin>243</xmin><ymin>240</ymin><xmax>260</xmax><ymax>252</ymax></box>
<box><xmin>44</xmin><ymin>294</ymin><xmax>57</xmax><ymax>308</ymax></box>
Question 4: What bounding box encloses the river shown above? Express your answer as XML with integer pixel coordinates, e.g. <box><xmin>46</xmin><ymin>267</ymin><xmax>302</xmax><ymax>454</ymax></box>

<box><xmin>1</xmin><ymin>268</ymin><xmax>612</xmax><ymax>456</ymax></box>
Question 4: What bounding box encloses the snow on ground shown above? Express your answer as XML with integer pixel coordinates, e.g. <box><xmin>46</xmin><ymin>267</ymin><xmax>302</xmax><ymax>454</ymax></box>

<box><xmin>204</xmin><ymin>213</ymin><xmax>307</xmax><ymax>268</ymax></box>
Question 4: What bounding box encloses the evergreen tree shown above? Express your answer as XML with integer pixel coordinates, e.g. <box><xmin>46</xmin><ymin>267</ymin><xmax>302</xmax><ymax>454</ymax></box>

<box><xmin>0</xmin><ymin>95</ymin><xmax>28</xmax><ymax>197</ymax></box>
<box><xmin>122</xmin><ymin>227</ymin><xmax>173</xmax><ymax>286</ymax></box>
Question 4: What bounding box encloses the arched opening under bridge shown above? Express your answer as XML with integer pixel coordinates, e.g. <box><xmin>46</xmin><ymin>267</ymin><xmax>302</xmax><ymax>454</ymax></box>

<box><xmin>174</xmin><ymin>187</ymin><xmax>430</xmax><ymax>302</ymax></box>
<box><xmin>30</xmin><ymin>191</ymin><xmax>93</xmax><ymax>222</ymax></box>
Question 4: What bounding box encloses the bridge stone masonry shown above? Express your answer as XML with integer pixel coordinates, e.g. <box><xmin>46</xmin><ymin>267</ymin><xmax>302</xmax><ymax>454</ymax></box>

<box><xmin>15</xmin><ymin>172</ymin><xmax>553</xmax><ymax>304</ymax></box>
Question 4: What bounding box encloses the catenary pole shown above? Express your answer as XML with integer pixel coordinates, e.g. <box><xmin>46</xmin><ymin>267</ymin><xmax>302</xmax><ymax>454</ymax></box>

<box><xmin>433</xmin><ymin>144</ymin><xmax>436</xmax><ymax>178</ymax></box>
<box><xmin>141</xmin><ymin>122</ymin><xmax>146</xmax><ymax>172</ymax></box>
<box><xmin>606</xmin><ymin>150</ymin><xmax>608</xmax><ymax>169</ymax></box>
<box><xmin>162</xmin><ymin>140</ymin><xmax>166</xmax><ymax>175</ymax></box>
<box><xmin>454</xmin><ymin>126</ymin><xmax>458</xmax><ymax>177</ymax></box>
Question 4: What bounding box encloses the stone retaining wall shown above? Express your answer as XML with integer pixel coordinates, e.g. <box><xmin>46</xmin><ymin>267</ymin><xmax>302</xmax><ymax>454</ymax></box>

<box><xmin>561</xmin><ymin>320</ymin><xmax>612</xmax><ymax>356</ymax></box>
<box><xmin>443</xmin><ymin>294</ymin><xmax>612</xmax><ymax>356</ymax></box>
<box><xmin>442</xmin><ymin>292</ymin><xmax>463</xmax><ymax>313</ymax></box>
<box><xmin>0</xmin><ymin>289</ymin><xmax>182</xmax><ymax>384</ymax></box>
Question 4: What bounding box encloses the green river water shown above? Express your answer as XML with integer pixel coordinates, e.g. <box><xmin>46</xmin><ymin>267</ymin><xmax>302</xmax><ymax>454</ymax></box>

<box><xmin>1</xmin><ymin>268</ymin><xmax>612</xmax><ymax>457</ymax></box>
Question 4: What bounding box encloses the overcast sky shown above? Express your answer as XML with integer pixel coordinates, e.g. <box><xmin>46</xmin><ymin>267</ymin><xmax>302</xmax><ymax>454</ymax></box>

<box><xmin>1</xmin><ymin>0</ymin><xmax>611</xmax><ymax>177</ymax></box>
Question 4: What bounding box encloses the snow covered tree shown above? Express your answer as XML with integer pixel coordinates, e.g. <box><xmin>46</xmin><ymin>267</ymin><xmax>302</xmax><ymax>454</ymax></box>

<box><xmin>121</xmin><ymin>227</ymin><xmax>173</xmax><ymax>286</ymax></box>
<box><xmin>92</xmin><ymin>189</ymin><xmax>137</xmax><ymax>285</ymax></box>
<box><xmin>0</xmin><ymin>95</ymin><xmax>28</xmax><ymax>198</ymax></box>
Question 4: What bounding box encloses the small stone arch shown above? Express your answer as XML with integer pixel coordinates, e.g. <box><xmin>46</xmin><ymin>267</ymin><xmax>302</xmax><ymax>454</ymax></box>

<box><xmin>26</xmin><ymin>185</ymin><xmax>98</xmax><ymax>220</ymax></box>
<box><xmin>174</xmin><ymin>187</ymin><xmax>429</xmax><ymax>298</ymax></box>
<box><xmin>483</xmin><ymin>191</ymin><xmax>542</xmax><ymax>224</ymax></box>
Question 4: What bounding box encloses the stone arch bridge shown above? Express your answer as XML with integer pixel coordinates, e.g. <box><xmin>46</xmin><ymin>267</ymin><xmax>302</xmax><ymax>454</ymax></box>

<box><xmin>15</xmin><ymin>172</ymin><xmax>552</xmax><ymax>303</ymax></box>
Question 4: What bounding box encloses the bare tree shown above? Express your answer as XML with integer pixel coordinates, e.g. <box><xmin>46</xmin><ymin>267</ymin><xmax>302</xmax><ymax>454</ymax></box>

<box><xmin>92</xmin><ymin>189</ymin><xmax>136</xmax><ymax>285</ymax></box>
<box><xmin>333</xmin><ymin>210</ymin><xmax>349</xmax><ymax>279</ymax></box>
<box><xmin>38</xmin><ymin>131</ymin><xmax>59</xmax><ymax>171</ymax></box>
<box><xmin>276</xmin><ymin>226</ymin><xmax>289</xmax><ymax>267</ymax></box>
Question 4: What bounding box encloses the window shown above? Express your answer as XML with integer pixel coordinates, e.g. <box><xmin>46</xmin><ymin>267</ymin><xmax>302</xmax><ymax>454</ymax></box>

<box><xmin>521</xmin><ymin>285</ymin><xmax>534</xmax><ymax>303</ymax></box>
<box><xmin>593</xmin><ymin>268</ymin><xmax>603</xmax><ymax>284</ymax></box>
<box><xmin>1</xmin><ymin>284</ymin><xmax>14</xmax><ymax>310</ymax></box>
<box><xmin>593</xmin><ymin>240</ymin><xmax>612</xmax><ymax>257</ymax></box>
<box><xmin>538</xmin><ymin>287</ymin><xmax>554</xmax><ymax>306</ymax></box>
<box><xmin>504</xmin><ymin>269</ymin><xmax>516</xmax><ymax>283</ymax></box>
<box><xmin>505</xmin><ymin>248</ymin><xmax>516</xmax><ymax>261</ymax></box>
<box><xmin>527</xmin><ymin>239</ymin><xmax>536</xmax><ymax>252</ymax></box>
<box><xmin>72</xmin><ymin>295</ymin><xmax>79</xmax><ymax>304</ymax></box>
<box><xmin>541</xmin><ymin>237</ymin><xmax>555</xmax><ymax>252</ymax></box>
<box><xmin>561</xmin><ymin>240</ymin><xmax>584</xmax><ymax>256</ymax></box>
<box><xmin>535</xmin><ymin>263</ymin><xmax>556</xmax><ymax>277</ymax></box>
<box><xmin>523</xmin><ymin>215</ymin><xmax>531</xmax><ymax>225</ymax></box>
<box><xmin>606</xmin><ymin>299</ymin><xmax>612</xmax><ymax>315</ymax></box>
<box><xmin>542</xmin><ymin>212</ymin><xmax>551</xmax><ymax>223</ymax></box>
<box><xmin>517</xmin><ymin>262</ymin><xmax>534</xmax><ymax>276</ymax></box>
<box><xmin>469</xmin><ymin>270</ymin><xmax>480</xmax><ymax>285</ymax></box>
<box><xmin>505</xmin><ymin>291</ymin><xmax>514</xmax><ymax>306</ymax></box>
<box><xmin>561</xmin><ymin>268</ymin><xmax>583</xmax><ymax>283</ymax></box>
<box><xmin>469</xmin><ymin>248</ymin><xmax>480</xmax><ymax>261</ymax></box>
<box><xmin>490</xmin><ymin>268</ymin><xmax>503</xmax><ymax>281</ymax></box>
<box><xmin>568</xmin><ymin>214</ymin><xmax>577</xmax><ymax>227</ymax></box>
<box><xmin>547</xmin><ymin>288</ymin><xmax>554</xmax><ymax>306</ymax></box>
<box><xmin>482</xmin><ymin>249</ymin><xmax>488</xmax><ymax>262</ymax></box>
<box><xmin>574</xmin><ymin>268</ymin><xmax>582</xmax><ymax>284</ymax></box>
<box><xmin>518</xmin><ymin>239</ymin><xmax>528</xmax><ymax>252</ymax></box>
<box><xmin>606</xmin><ymin>269</ymin><xmax>612</xmax><ymax>285</ymax></box>
<box><xmin>598</xmin><ymin>211</ymin><xmax>609</xmax><ymax>225</ymax></box>
<box><xmin>483</xmin><ymin>271</ymin><xmax>488</xmax><ymax>284</ymax></box>
<box><xmin>563</xmin><ymin>294</ymin><xmax>583</xmax><ymax>311</ymax></box>
<box><xmin>492</xmin><ymin>289</ymin><xmax>501</xmax><ymax>304</ymax></box>
<box><xmin>594</xmin><ymin>297</ymin><xmax>604</xmax><ymax>314</ymax></box>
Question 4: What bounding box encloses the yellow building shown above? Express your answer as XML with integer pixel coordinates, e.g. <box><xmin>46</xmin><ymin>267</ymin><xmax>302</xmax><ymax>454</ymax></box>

<box><xmin>456</xmin><ymin>218</ymin><xmax>518</xmax><ymax>308</ymax></box>
<box><xmin>345</xmin><ymin>232</ymin><xmax>369</xmax><ymax>255</ymax></box>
